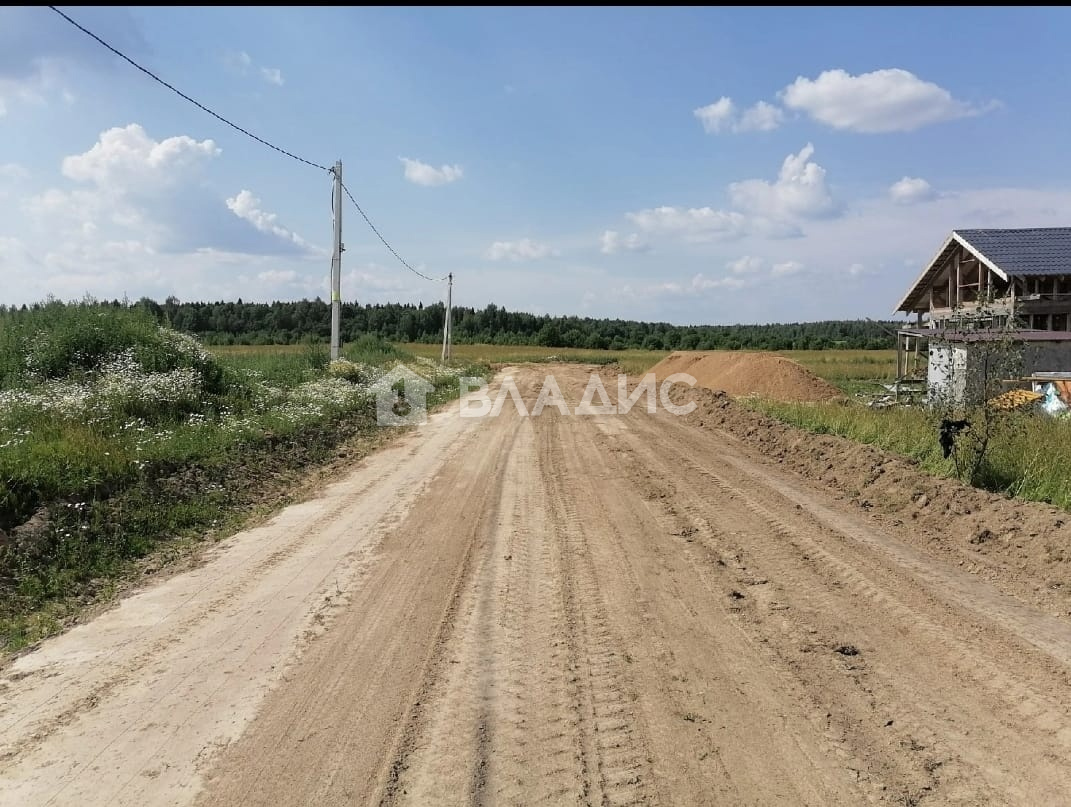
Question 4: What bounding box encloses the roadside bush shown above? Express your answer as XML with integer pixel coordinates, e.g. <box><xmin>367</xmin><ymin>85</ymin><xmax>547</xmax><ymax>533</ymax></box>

<box><xmin>344</xmin><ymin>333</ymin><xmax>399</xmax><ymax>365</ymax></box>
<box><xmin>328</xmin><ymin>358</ymin><xmax>377</xmax><ymax>384</ymax></box>
<box><xmin>0</xmin><ymin>302</ymin><xmax>489</xmax><ymax>649</ymax></box>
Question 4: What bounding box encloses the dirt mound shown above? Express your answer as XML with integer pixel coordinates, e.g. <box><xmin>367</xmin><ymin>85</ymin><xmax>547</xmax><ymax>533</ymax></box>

<box><xmin>676</xmin><ymin>387</ymin><xmax>1071</xmax><ymax>617</ymax></box>
<box><xmin>650</xmin><ymin>351</ymin><xmax>842</xmax><ymax>402</ymax></box>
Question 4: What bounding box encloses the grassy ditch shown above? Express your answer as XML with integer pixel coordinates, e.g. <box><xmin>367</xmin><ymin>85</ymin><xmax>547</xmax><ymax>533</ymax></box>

<box><xmin>745</xmin><ymin>398</ymin><xmax>1071</xmax><ymax>511</ymax></box>
<box><xmin>0</xmin><ymin>304</ymin><xmax>487</xmax><ymax>652</ymax></box>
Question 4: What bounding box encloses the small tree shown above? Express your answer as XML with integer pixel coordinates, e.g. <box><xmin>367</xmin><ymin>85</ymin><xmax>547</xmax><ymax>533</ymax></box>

<box><xmin>930</xmin><ymin>292</ymin><xmax>1026</xmax><ymax>487</ymax></box>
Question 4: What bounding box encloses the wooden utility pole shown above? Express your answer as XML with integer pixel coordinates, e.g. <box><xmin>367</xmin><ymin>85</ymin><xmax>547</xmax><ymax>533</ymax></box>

<box><xmin>441</xmin><ymin>272</ymin><xmax>453</xmax><ymax>361</ymax></box>
<box><xmin>329</xmin><ymin>160</ymin><xmax>343</xmax><ymax>361</ymax></box>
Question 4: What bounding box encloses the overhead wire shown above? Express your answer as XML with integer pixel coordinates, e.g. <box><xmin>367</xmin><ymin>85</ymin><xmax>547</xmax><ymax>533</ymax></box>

<box><xmin>341</xmin><ymin>180</ymin><xmax>449</xmax><ymax>283</ymax></box>
<box><xmin>48</xmin><ymin>6</ymin><xmax>329</xmax><ymax>172</ymax></box>
<box><xmin>48</xmin><ymin>6</ymin><xmax>448</xmax><ymax>285</ymax></box>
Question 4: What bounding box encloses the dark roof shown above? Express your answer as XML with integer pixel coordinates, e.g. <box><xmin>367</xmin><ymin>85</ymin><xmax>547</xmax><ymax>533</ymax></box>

<box><xmin>956</xmin><ymin>228</ymin><xmax>1071</xmax><ymax>277</ymax></box>
<box><xmin>896</xmin><ymin>227</ymin><xmax>1071</xmax><ymax>312</ymax></box>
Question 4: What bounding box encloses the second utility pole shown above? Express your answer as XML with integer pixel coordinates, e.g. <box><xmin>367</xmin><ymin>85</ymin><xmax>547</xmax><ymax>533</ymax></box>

<box><xmin>329</xmin><ymin>159</ymin><xmax>343</xmax><ymax>361</ymax></box>
<box><xmin>441</xmin><ymin>272</ymin><xmax>453</xmax><ymax>361</ymax></box>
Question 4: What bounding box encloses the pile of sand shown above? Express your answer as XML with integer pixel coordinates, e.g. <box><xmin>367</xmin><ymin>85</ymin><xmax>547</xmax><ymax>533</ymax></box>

<box><xmin>650</xmin><ymin>351</ymin><xmax>842</xmax><ymax>403</ymax></box>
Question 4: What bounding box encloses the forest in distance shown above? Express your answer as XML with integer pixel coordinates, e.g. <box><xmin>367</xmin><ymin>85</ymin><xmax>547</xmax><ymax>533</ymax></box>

<box><xmin>1</xmin><ymin>297</ymin><xmax>904</xmax><ymax>351</ymax></box>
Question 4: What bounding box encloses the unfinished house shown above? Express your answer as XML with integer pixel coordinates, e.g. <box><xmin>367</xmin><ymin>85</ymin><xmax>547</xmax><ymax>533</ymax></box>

<box><xmin>893</xmin><ymin>228</ymin><xmax>1071</xmax><ymax>406</ymax></box>
<box><xmin>896</xmin><ymin>227</ymin><xmax>1071</xmax><ymax>330</ymax></box>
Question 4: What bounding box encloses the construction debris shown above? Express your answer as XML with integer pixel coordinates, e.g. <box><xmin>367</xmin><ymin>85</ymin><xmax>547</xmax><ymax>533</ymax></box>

<box><xmin>987</xmin><ymin>389</ymin><xmax>1044</xmax><ymax>411</ymax></box>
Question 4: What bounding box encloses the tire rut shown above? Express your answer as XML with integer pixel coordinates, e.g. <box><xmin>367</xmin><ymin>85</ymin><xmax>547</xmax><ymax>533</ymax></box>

<box><xmin>537</xmin><ymin>410</ymin><xmax>655</xmax><ymax>807</ymax></box>
<box><xmin>388</xmin><ymin>415</ymin><xmax>586</xmax><ymax>806</ymax></box>
<box><xmin>560</xmin><ymin>405</ymin><xmax>867</xmax><ymax>805</ymax></box>
<box><xmin>623</xmin><ymin>406</ymin><xmax>1071</xmax><ymax>803</ymax></box>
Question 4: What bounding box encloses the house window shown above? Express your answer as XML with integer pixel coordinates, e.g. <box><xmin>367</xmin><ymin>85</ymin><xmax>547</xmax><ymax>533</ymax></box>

<box><xmin>1032</xmin><ymin>314</ymin><xmax>1050</xmax><ymax>330</ymax></box>
<box><xmin>1053</xmin><ymin>313</ymin><xmax>1068</xmax><ymax>332</ymax></box>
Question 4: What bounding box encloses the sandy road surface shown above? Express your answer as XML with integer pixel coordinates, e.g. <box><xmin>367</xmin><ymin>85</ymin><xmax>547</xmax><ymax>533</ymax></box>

<box><xmin>3</xmin><ymin>364</ymin><xmax>1071</xmax><ymax>806</ymax></box>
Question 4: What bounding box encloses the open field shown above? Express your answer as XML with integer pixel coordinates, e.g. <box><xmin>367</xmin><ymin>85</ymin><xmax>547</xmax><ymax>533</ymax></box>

<box><xmin>398</xmin><ymin>341</ymin><xmax>668</xmax><ymax>376</ymax></box>
<box><xmin>399</xmin><ymin>342</ymin><xmax>899</xmax><ymax>389</ymax></box>
<box><xmin>774</xmin><ymin>348</ymin><xmax>897</xmax><ymax>394</ymax></box>
<box><xmin>4</xmin><ymin>364</ymin><xmax>1070</xmax><ymax>806</ymax></box>
<box><xmin>215</xmin><ymin>343</ymin><xmax>899</xmax><ymax>394</ymax></box>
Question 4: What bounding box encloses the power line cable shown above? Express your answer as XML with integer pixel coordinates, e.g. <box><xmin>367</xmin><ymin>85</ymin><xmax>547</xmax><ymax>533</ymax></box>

<box><xmin>47</xmin><ymin>5</ymin><xmax>329</xmax><ymax>172</ymax></box>
<box><xmin>341</xmin><ymin>180</ymin><xmax>449</xmax><ymax>283</ymax></box>
<box><xmin>49</xmin><ymin>6</ymin><xmax>443</xmax><ymax>284</ymax></box>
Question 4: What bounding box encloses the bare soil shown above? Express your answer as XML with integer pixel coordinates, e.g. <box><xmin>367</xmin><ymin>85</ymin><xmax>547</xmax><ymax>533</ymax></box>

<box><xmin>2</xmin><ymin>364</ymin><xmax>1069</xmax><ymax>806</ymax></box>
<box><xmin>679</xmin><ymin>386</ymin><xmax>1071</xmax><ymax>619</ymax></box>
<box><xmin>650</xmin><ymin>350</ymin><xmax>843</xmax><ymax>402</ymax></box>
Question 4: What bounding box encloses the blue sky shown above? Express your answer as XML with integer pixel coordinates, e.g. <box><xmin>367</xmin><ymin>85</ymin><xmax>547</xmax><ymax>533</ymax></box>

<box><xmin>4</xmin><ymin>6</ymin><xmax>1071</xmax><ymax>324</ymax></box>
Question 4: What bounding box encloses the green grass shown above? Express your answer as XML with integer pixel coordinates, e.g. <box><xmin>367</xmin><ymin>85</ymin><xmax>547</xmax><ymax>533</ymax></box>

<box><xmin>209</xmin><ymin>342</ymin><xmax>328</xmax><ymax>384</ymax></box>
<box><xmin>770</xmin><ymin>349</ymin><xmax>898</xmax><ymax>394</ymax></box>
<box><xmin>745</xmin><ymin>398</ymin><xmax>1071</xmax><ymax>510</ymax></box>
<box><xmin>0</xmin><ymin>306</ymin><xmax>488</xmax><ymax>652</ymax></box>
<box><xmin>399</xmin><ymin>342</ymin><xmax>667</xmax><ymax>376</ymax></box>
<box><xmin>730</xmin><ymin>344</ymin><xmax>1071</xmax><ymax>509</ymax></box>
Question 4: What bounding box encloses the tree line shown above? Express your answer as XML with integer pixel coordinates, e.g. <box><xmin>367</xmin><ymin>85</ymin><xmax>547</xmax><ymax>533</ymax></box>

<box><xmin>1</xmin><ymin>297</ymin><xmax>903</xmax><ymax>351</ymax></box>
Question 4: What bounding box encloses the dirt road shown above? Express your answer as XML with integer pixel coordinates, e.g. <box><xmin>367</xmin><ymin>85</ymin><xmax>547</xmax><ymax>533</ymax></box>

<box><xmin>3</xmin><ymin>364</ymin><xmax>1071</xmax><ymax>806</ymax></box>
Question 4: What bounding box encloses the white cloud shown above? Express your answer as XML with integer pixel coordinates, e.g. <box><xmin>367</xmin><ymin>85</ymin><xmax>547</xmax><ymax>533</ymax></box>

<box><xmin>0</xmin><ymin>162</ymin><xmax>27</xmax><ymax>180</ymax></box>
<box><xmin>780</xmin><ymin>68</ymin><xmax>994</xmax><ymax>133</ymax></box>
<box><xmin>616</xmin><ymin>273</ymin><xmax>752</xmax><ymax>299</ymax></box>
<box><xmin>889</xmin><ymin>176</ymin><xmax>936</xmax><ymax>205</ymax></box>
<box><xmin>847</xmin><ymin>262</ymin><xmax>871</xmax><ymax>276</ymax></box>
<box><xmin>691</xmin><ymin>273</ymin><xmax>749</xmax><ymax>291</ymax></box>
<box><xmin>694</xmin><ymin>97</ymin><xmax>784</xmax><ymax>134</ymax></box>
<box><xmin>225</xmin><ymin>51</ymin><xmax>259</xmax><ymax>76</ymax></box>
<box><xmin>693</xmin><ymin>97</ymin><xmax>735</xmax><ymax>133</ymax></box>
<box><xmin>729</xmin><ymin>143</ymin><xmax>835</xmax><ymax>220</ymax></box>
<box><xmin>23</xmin><ymin>124</ymin><xmax>322</xmax><ymax>264</ymax></box>
<box><xmin>225</xmin><ymin>50</ymin><xmax>283</xmax><ymax>87</ymax></box>
<box><xmin>600</xmin><ymin>230</ymin><xmax>649</xmax><ymax>255</ymax></box>
<box><xmin>727</xmin><ymin>256</ymin><xmax>763</xmax><ymax>274</ymax></box>
<box><xmin>256</xmin><ymin>269</ymin><xmax>298</xmax><ymax>284</ymax></box>
<box><xmin>62</xmin><ymin>123</ymin><xmax>220</xmax><ymax>187</ymax></box>
<box><xmin>627</xmin><ymin>206</ymin><xmax>746</xmax><ymax>241</ymax></box>
<box><xmin>0</xmin><ymin>235</ymin><xmax>36</xmax><ymax>268</ymax></box>
<box><xmin>399</xmin><ymin>157</ymin><xmax>463</xmax><ymax>187</ymax></box>
<box><xmin>226</xmin><ymin>190</ymin><xmax>314</xmax><ymax>250</ymax></box>
<box><xmin>737</xmin><ymin>101</ymin><xmax>784</xmax><ymax>132</ymax></box>
<box><xmin>0</xmin><ymin>8</ymin><xmax>144</xmax><ymax>118</ymax></box>
<box><xmin>626</xmin><ymin>144</ymin><xmax>834</xmax><ymax>244</ymax></box>
<box><xmin>771</xmin><ymin>260</ymin><xmax>804</xmax><ymax>276</ymax></box>
<box><xmin>0</xmin><ymin>50</ymin><xmax>67</xmax><ymax>117</ymax></box>
<box><xmin>335</xmin><ymin>264</ymin><xmax>430</xmax><ymax>304</ymax></box>
<box><xmin>485</xmin><ymin>238</ymin><xmax>556</xmax><ymax>261</ymax></box>
<box><xmin>26</xmin><ymin>125</ymin><xmax>223</xmax><ymax>253</ymax></box>
<box><xmin>260</xmin><ymin>66</ymin><xmax>284</xmax><ymax>86</ymax></box>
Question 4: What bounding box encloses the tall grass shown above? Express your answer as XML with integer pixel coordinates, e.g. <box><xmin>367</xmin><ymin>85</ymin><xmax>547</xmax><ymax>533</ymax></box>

<box><xmin>747</xmin><ymin>398</ymin><xmax>1071</xmax><ymax>510</ymax></box>
<box><xmin>0</xmin><ymin>306</ymin><xmax>488</xmax><ymax>650</ymax></box>
<box><xmin>772</xmin><ymin>349</ymin><xmax>898</xmax><ymax>393</ymax></box>
<box><xmin>212</xmin><ymin>342</ymin><xmax>328</xmax><ymax>384</ymax></box>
